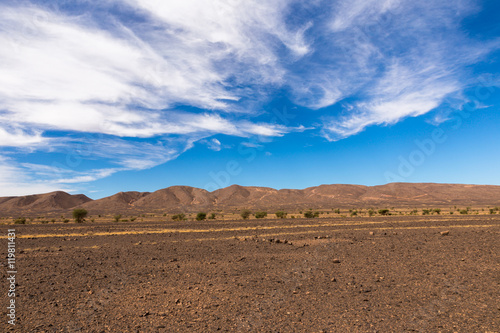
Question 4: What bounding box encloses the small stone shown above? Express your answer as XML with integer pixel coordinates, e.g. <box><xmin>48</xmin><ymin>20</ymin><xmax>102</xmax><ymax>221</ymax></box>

<box><xmin>369</xmin><ymin>232</ymin><xmax>375</xmax><ymax>236</ymax></box>
<box><xmin>333</xmin><ymin>259</ymin><xmax>341</xmax><ymax>263</ymax></box>
<box><xmin>440</xmin><ymin>230</ymin><xmax>450</xmax><ymax>236</ymax></box>
<box><xmin>331</xmin><ymin>278</ymin><xmax>337</xmax><ymax>282</ymax></box>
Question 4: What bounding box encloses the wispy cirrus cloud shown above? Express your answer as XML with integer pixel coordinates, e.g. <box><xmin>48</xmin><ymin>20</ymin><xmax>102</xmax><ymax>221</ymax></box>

<box><xmin>0</xmin><ymin>0</ymin><xmax>498</xmax><ymax>195</ymax></box>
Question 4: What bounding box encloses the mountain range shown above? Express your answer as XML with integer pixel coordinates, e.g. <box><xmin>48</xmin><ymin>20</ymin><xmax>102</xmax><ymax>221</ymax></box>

<box><xmin>1</xmin><ymin>183</ymin><xmax>500</xmax><ymax>217</ymax></box>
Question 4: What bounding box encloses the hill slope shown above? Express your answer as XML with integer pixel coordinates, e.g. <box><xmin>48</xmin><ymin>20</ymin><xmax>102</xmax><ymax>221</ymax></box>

<box><xmin>2</xmin><ymin>183</ymin><xmax>500</xmax><ymax>216</ymax></box>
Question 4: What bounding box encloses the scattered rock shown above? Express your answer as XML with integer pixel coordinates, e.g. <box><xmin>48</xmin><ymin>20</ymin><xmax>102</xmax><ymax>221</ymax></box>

<box><xmin>333</xmin><ymin>259</ymin><xmax>341</xmax><ymax>264</ymax></box>
<box><xmin>440</xmin><ymin>230</ymin><xmax>450</xmax><ymax>236</ymax></box>
<box><xmin>369</xmin><ymin>232</ymin><xmax>375</xmax><ymax>236</ymax></box>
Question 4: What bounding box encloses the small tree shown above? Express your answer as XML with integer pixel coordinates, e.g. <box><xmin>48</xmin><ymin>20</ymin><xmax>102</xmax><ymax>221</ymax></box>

<box><xmin>368</xmin><ymin>209</ymin><xmax>375</xmax><ymax>217</ymax></box>
<box><xmin>114</xmin><ymin>214</ymin><xmax>122</xmax><ymax>222</ymax></box>
<box><xmin>172</xmin><ymin>213</ymin><xmax>186</xmax><ymax>221</ymax></box>
<box><xmin>275</xmin><ymin>211</ymin><xmax>287</xmax><ymax>219</ymax></box>
<box><xmin>254</xmin><ymin>211</ymin><xmax>267</xmax><ymax>219</ymax></box>
<box><xmin>196</xmin><ymin>212</ymin><xmax>207</xmax><ymax>221</ymax></box>
<box><xmin>378</xmin><ymin>209</ymin><xmax>390</xmax><ymax>216</ymax></box>
<box><xmin>73</xmin><ymin>209</ymin><xmax>88</xmax><ymax>223</ymax></box>
<box><xmin>304</xmin><ymin>210</ymin><xmax>314</xmax><ymax>218</ymax></box>
<box><xmin>14</xmin><ymin>217</ymin><xmax>26</xmax><ymax>224</ymax></box>
<box><xmin>240</xmin><ymin>209</ymin><xmax>251</xmax><ymax>219</ymax></box>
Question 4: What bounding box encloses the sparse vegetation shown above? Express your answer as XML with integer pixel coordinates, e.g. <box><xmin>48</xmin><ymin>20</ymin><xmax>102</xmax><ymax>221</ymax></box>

<box><xmin>208</xmin><ymin>213</ymin><xmax>216</xmax><ymax>219</ymax></box>
<box><xmin>304</xmin><ymin>210</ymin><xmax>319</xmax><ymax>218</ymax></box>
<box><xmin>433</xmin><ymin>208</ymin><xmax>441</xmax><ymax>214</ymax></box>
<box><xmin>240</xmin><ymin>209</ymin><xmax>251</xmax><ymax>220</ymax></box>
<box><xmin>254</xmin><ymin>211</ymin><xmax>267</xmax><ymax>219</ymax></box>
<box><xmin>378</xmin><ymin>209</ymin><xmax>390</xmax><ymax>216</ymax></box>
<box><xmin>422</xmin><ymin>209</ymin><xmax>431</xmax><ymax>215</ymax></box>
<box><xmin>14</xmin><ymin>217</ymin><xmax>26</xmax><ymax>224</ymax></box>
<box><xmin>275</xmin><ymin>211</ymin><xmax>287</xmax><ymax>219</ymax></box>
<box><xmin>172</xmin><ymin>213</ymin><xmax>186</xmax><ymax>221</ymax></box>
<box><xmin>460</xmin><ymin>209</ymin><xmax>468</xmax><ymax>215</ymax></box>
<box><xmin>368</xmin><ymin>209</ymin><xmax>375</xmax><ymax>217</ymax></box>
<box><xmin>73</xmin><ymin>208</ymin><xmax>88</xmax><ymax>223</ymax></box>
<box><xmin>196</xmin><ymin>212</ymin><xmax>207</xmax><ymax>221</ymax></box>
<box><xmin>114</xmin><ymin>214</ymin><xmax>122</xmax><ymax>222</ymax></box>
<box><xmin>350</xmin><ymin>210</ymin><xmax>358</xmax><ymax>216</ymax></box>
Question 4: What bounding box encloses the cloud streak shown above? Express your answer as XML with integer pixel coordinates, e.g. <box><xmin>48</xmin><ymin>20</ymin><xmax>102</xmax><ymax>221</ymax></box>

<box><xmin>0</xmin><ymin>0</ymin><xmax>498</xmax><ymax>194</ymax></box>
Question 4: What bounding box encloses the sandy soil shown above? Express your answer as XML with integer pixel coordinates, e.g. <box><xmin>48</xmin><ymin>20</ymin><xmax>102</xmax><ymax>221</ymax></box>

<box><xmin>1</xmin><ymin>215</ymin><xmax>499</xmax><ymax>332</ymax></box>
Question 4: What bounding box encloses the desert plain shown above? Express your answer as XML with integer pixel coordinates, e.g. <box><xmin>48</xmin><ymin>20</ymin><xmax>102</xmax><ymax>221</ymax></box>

<box><xmin>1</xmin><ymin>211</ymin><xmax>499</xmax><ymax>332</ymax></box>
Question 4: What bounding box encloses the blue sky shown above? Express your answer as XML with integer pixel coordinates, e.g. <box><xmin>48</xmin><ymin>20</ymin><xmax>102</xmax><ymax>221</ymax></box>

<box><xmin>0</xmin><ymin>0</ymin><xmax>499</xmax><ymax>198</ymax></box>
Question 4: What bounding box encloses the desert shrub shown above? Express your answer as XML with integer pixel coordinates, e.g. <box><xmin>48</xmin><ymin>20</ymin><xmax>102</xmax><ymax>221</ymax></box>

<box><xmin>208</xmin><ymin>213</ymin><xmax>216</xmax><ymax>219</ymax></box>
<box><xmin>275</xmin><ymin>211</ymin><xmax>287</xmax><ymax>219</ymax></box>
<box><xmin>114</xmin><ymin>214</ymin><xmax>122</xmax><ymax>222</ymax></box>
<box><xmin>368</xmin><ymin>209</ymin><xmax>375</xmax><ymax>217</ymax></box>
<box><xmin>378</xmin><ymin>209</ymin><xmax>390</xmax><ymax>216</ymax></box>
<box><xmin>240</xmin><ymin>209</ymin><xmax>251</xmax><ymax>220</ymax></box>
<box><xmin>422</xmin><ymin>209</ymin><xmax>431</xmax><ymax>215</ymax></box>
<box><xmin>63</xmin><ymin>219</ymin><xmax>70</xmax><ymax>223</ymax></box>
<box><xmin>172</xmin><ymin>213</ymin><xmax>186</xmax><ymax>221</ymax></box>
<box><xmin>304</xmin><ymin>211</ymin><xmax>314</xmax><ymax>218</ymax></box>
<box><xmin>130</xmin><ymin>217</ymin><xmax>136</xmax><ymax>222</ymax></box>
<box><xmin>449</xmin><ymin>211</ymin><xmax>453</xmax><ymax>215</ymax></box>
<box><xmin>196</xmin><ymin>212</ymin><xmax>207</xmax><ymax>221</ymax></box>
<box><xmin>490</xmin><ymin>209</ymin><xmax>496</xmax><ymax>214</ymax></box>
<box><xmin>304</xmin><ymin>210</ymin><xmax>315</xmax><ymax>218</ymax></box>
<box><xmin>459</xmin><ymin>209</ymin><xmax>468</xmax><ymax>215</ymax></box>
<box><xmin>433</xmin><ymin>208</ymin><xmax>441</xmax><ymax>214</ymax></box>
<box><xmin>14</xmin><ymin>217</ymin><xmax>26</xmax><ymax>224</ymax></box>
<box><xmin>291</xmin><ymin>215</ymin><xmax>295</xmax><ymax>219</ymax></box>
<box><xmin>73</xmin><ymin>209</ymin><xmax>88</xmax><ymax>223</ymax></box>
<box><xmin>333</xmin><ymin>209</ymin><xmax>340</xmax><ymax>214</ymax></box>
<box><xmin>350</xmin><ymin>211</ymin><xmax>358</xmax><ymax>217</ymax></box>
<box><xmin>254</xmin><ymin>211</ymin><xmax>267</xmax><ymax>219</ymax></box>
<box><xmin>51</xmin><ymin>219</ymin><xmax>56</xmax><ymax>223</ymax></box>
<box><xmin>121</xmin><ymin>219</ymin><xmax>128</xmax><ymax>222</ymax></box>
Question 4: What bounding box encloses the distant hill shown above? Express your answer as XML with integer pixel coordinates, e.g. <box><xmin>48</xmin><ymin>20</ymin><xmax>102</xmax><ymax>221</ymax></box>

<box><xmin>0</xmin><ymin>191</ymin><xmax>91</xmax><ymax>216</ymax></box>
<box><xmin>1</xmin><ymin>183</ymin><xmax>500</xmax><ymax>216</ymax></box>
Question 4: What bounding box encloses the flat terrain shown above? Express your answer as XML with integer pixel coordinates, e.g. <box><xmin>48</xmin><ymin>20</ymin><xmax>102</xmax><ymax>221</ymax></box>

<box><xmin>1</xmin><ymin>215</ymin><xmax>499</xmax><ymax>332</ymax></box>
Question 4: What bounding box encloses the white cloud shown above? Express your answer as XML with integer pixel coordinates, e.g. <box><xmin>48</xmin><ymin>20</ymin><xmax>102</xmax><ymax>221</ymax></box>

<box><xmin>319</xmin><ymin>0</ymin><xmax>498</xmax><ymax>140</ymax></box>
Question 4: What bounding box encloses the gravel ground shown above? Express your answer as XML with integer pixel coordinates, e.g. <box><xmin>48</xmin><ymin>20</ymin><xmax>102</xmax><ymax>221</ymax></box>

<box><xmin>1</xmin><ymin>215</ymin><xmax>499</xmax><ymax>332</ymax></box>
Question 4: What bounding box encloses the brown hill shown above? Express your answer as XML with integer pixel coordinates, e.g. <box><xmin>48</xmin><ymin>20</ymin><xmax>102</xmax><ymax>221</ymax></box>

<box><xmin>2</xmin><ymin>183</ymin><xmax>500</xmax><ymax>216</ymax></box>
<box><xmin>79</xmin><ymin>191</ymin><xmax>150</xmax><ymax>213</ymax></box>
<box><xmin>0</xmin><ymin>191</ymin><xmax>91</xmax><ymax>216</ymax></box>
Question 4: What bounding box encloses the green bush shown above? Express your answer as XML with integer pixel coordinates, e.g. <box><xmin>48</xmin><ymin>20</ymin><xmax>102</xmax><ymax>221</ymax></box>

<box><xmin>172</xmin><ymin>213</ymin><xmax>186</xmax><ymax>221</ymax></box>
<box><xmin>196</xmin><ymin>212</ymin><xmax>207</xmax><ymax>221</ymax></box>
<box><xmin>433</xmin><ymin>208</ymin><xmax>441</xmax><ymax>214</ymax></box>
<box><xmin>378</xmin><ymin>209</ymin><xmax>390</xmax><ymax>216</ymax></box>
<box><xmin>240</xmin><ymin>209</ymin><xmax>251</xmax><ymax>220</ymax></box>
<box><xmin>459</xmin><ymin>209</ymin><xmax>468</xmax><ymax>215</ymax></box>
<box><xmin>490</xmin><ymin>209</ymin><xmax>496</xmax><ymax>214</ymax></box>
<box><xmin>422</xmin><ymin>209</ymin><xmax>431</xmax><ymax>215</ymax></box>
<box><xmin>368</xmin><ymin>209</ymin><xmax>375</xmax><ymax>217</ymax></box>
<box><xmin>275</xmin><ymin>211</ymin><xmax>287</xmax><ymax>219</ymax></box>
<box><xmin>63</xmin><ymin>219</ymin><xmax>70</xmax><ymax>223</ymax></box>
<box><xmin>73</xmin><ymin>209</ymin><xmax>88</xmax><ymax>223</ymax></box>
<box><xmin>254</xmin><ymin>211</ymin><xmax>267</xmax><ymax>219</ymax></box>
<box><xmin>114</xmin><ymin>214</ymin><xmax>122</xmax><ymax>222</ymax></box>
<box><xmin>14</xmin><ymin>217</ymin><xmax>26</xmax><ymax>224</ymax></box>
<box><xmin>350</xmin><ymin>211</ymin><xmax>358</xmax><ymax>216</ymax></box>
<box><xmin>304</xmin><ymin>210</ymin><xmax>318</xmax><ymax>218</ymax></box>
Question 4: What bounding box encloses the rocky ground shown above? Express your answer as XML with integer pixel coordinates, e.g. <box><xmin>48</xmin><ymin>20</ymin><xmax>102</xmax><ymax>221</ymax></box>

<box><xmin>1</xmin><ymin>215</ymin><xmax>499</xmax><ymax>332</ymax></box>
